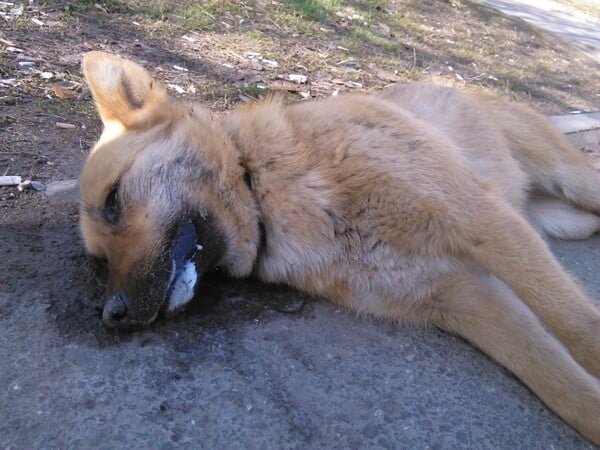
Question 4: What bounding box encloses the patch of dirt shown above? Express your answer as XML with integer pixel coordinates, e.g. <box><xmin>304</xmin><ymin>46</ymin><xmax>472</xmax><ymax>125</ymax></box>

<box><xmin>0</xmin><ymin>0</ymin><xmax>599</xmax><ymax>337</ymax></box>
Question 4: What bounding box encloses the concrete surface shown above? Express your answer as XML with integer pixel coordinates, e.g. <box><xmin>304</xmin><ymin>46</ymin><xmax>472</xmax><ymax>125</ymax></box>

<box><xmin>478</xmin><ymin>0</ymin><xmax>600</xmax><ymax>63</ymax></box>
<box><xmin>551</xmin><ymin>112</ymin><xmax>600</xmax><ymax>133</ymax></box>
<box><xmin>1</xmin><ymin>238</ymin><xmax>599</xmax><ymax>449</ymax></box>
<box><xmin>2</xmin><ymin>117</ymin><xmax>600</xmax><ymax>450</ymax></box>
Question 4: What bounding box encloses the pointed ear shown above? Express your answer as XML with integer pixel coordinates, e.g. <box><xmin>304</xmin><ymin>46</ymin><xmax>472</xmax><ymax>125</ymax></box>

<box><xmin>82</xmin><ymin>51</ymin><xmax>170</xmax><ymax>130</ymax></box>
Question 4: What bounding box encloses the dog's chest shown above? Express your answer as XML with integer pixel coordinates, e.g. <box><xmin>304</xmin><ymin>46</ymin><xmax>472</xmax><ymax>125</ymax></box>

<box><xmin>254</xmin><ymin>189</ymin><xmax>463</xmax><ymax>308</ymax></box>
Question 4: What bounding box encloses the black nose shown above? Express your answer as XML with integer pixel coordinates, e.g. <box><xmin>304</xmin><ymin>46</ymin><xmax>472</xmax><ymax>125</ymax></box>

<box><xmin>103</xmin><ymin>291</ymin><xmax>128</xmax><ymax>326</ymax></box>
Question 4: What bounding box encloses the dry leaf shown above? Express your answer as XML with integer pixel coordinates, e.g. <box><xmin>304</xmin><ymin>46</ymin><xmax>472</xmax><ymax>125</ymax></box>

<box><xmin>345</xmin><ymin>81</ymin><xmax>363</xmax><ymax>88</ymax></box>
<box><xmin>262</xmin><ymin>59</ymin><xmax>278</xmax><ymax>68</ymax></box>
<box><xmin>378</xmin><ymin>23</ymin><xmax>390</xmax><ymax>34</ymax></box>
<box><xmin>168</xmin><ymin>84</ymin><xmax>185</xmax><ymax>94</ymax></box>
<box><xmin>269</xmin><ymin>80</ymin><xmax>309</xmax><ymax>93</ymax></box>
<box><xmin>269</xmin><ymin>80</ymin><xmax>300</xmax><ymax>92</ymax></box>
<box><xmin>0</xmin><ymin>78</ymin><xmax>19</xmax><ymax>87</ymax></box>
<box><xmin>51</xmin><ymin>81</ymin><xmax>80</xmax><ymax>99</ymax></box>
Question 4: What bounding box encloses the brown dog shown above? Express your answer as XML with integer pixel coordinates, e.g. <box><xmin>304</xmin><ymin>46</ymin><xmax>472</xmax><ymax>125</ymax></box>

<box><xmin>80</xmin><ymin>52</ymin><xmax>600</xmax><ymax>443</ymax></box>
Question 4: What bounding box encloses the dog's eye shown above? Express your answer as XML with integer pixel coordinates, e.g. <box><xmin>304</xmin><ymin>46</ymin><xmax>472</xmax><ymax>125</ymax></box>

<box><xmin>104</xmin><ymin>184</ymin><xmax>120</xmax><ymax>224</ymax></box>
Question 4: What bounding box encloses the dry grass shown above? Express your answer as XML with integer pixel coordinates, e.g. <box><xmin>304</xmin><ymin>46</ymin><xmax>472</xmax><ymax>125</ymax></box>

<box><xmin>1</xmin><ymin>0</ymin><xmax>599</xmax><ymax>116</ymax></box>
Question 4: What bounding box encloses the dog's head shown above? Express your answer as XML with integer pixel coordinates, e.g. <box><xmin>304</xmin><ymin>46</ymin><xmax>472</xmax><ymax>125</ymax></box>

<box><xmin>80</xmin><ymin>52</ymin><xmax>260</xmax><ymax>328</ymax></box>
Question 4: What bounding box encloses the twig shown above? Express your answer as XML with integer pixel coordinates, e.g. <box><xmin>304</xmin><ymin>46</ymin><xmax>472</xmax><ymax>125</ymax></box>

<box><xmin>0</xmin><ymin>151</ymin><xmax>40</xmax><ymax>157</ymax></box>
<box><xmin>0</xmin><ymin>36</ymin><xmax>15</xmax><ymax>46</ymax></box>
<box><xmin>265</xmin><ymin>16</ymin><xmax>281</xmax><ymax>30</ymax></box>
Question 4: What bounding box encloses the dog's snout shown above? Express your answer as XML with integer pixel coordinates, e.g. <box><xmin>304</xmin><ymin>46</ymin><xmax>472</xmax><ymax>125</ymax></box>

<box><xmin>103</xmin><ymin>291</ymin><xmax>129</xmax><ymax>326</ymax></box>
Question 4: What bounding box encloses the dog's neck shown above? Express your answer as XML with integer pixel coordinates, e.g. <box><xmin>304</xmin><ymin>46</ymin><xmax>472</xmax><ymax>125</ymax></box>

<box><xmin>241</xmin><ymin>163</ymin><xmax>267</xmax><ymax>270</ymax></box>
<box><xmin>220</xmin><ymin>99</ymin><xmax>292</xmax><ymax>275</ymax></box>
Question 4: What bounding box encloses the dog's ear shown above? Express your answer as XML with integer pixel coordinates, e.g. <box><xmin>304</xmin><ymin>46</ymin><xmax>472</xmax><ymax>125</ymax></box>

<box><xmin>82</xmin><ymin>51</ymin><xmax>170</xmax><ymax>131</ymax></box>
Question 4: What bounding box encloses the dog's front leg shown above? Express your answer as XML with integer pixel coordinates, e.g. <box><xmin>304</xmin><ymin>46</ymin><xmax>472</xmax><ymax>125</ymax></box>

<box><xmin>428</xmin><ymin>271</ymin><xmax>600</xmax><ymax>445</ymax></box>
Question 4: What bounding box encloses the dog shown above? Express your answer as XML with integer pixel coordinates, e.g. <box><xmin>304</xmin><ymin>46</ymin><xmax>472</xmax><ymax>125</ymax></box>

<box><xmin>79</xmin><ymin>52</ymin><xmax>600</xmax><ymax>443</ymax></box>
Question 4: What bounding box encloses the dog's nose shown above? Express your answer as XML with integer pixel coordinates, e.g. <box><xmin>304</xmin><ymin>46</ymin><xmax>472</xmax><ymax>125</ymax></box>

<box><xmin>103</xmin><ymin>291</ymin><xmax>128</xmax><ymax>326</ymax></box>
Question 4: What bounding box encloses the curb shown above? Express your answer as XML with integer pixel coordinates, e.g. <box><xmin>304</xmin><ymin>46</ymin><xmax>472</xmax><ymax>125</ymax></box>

<box><xmin>550</xmin><ymin>112</ymin><xmax>600</xmax><ymax>134</ymax></box>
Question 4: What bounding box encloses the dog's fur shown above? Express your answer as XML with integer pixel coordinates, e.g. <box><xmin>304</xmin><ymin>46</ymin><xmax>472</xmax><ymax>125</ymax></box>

<box><xmin>80</xmin><ymin>52</ymin><xmax>600</xmax><ymax>443</ymax></box>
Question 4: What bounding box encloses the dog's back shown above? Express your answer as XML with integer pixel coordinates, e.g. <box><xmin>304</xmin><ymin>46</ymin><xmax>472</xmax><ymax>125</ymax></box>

<box><xmin>378</xmin><ymin>83</ymin><xmax>600</xmax><ymax>239</ymax></box>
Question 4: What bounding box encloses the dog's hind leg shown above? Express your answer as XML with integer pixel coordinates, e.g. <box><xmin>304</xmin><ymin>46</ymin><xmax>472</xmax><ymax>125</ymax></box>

<box><xmin>429</xmin><ymin>271</ymin><xmax>600</xmax><ymax>444</ymax></box>
<box><xmin>459</xmin><ymin>198</ymin><xmax>600</xmax><ymax>380</ymax></box>
<box><xmin>528</xmin><ymin>195</ymin><xmax>600</xmax><ymax>240</ymax></box>
<box><xmin>490</xmin><ymin>101</ymin><xmax>600</xmax><ymax>214</ymax></box>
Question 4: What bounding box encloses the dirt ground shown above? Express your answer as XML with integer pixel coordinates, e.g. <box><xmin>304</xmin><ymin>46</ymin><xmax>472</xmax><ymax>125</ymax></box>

<box><xmin>1</xmin><ymin>1</ymin><xmax>600</xmax><ymax>448</ymax></box>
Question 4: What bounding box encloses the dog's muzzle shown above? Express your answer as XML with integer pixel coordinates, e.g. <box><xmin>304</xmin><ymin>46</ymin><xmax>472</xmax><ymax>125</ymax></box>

<box><xmin>103</xmin><ymin>290</ymin><xmax>129</xmax><ymax>324</ymax></box>
<box><xmin>102</xmin><ymin>220</ymin><xmax>202</xmax><ymax>328</ymax></box>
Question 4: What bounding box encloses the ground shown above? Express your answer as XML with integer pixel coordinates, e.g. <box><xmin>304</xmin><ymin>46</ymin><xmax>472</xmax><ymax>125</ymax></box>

<box><xmin>1</xmin><ymin>1</ymin><xmax>599</xmax><ymax>448</ymax></box>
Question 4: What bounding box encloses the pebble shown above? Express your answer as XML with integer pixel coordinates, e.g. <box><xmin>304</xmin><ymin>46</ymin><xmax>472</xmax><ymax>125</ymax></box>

<box><xmin>17</xmin><ymin>179</ymin><xmax>46</xmax><ymax>192</ymax></box>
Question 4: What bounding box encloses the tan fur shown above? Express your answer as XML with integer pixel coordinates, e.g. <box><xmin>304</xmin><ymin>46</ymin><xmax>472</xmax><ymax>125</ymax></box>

<box><xmin>80</xmin><ymin>52</ymin><xmax>600</xmax><ymax>443</ymax></box>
